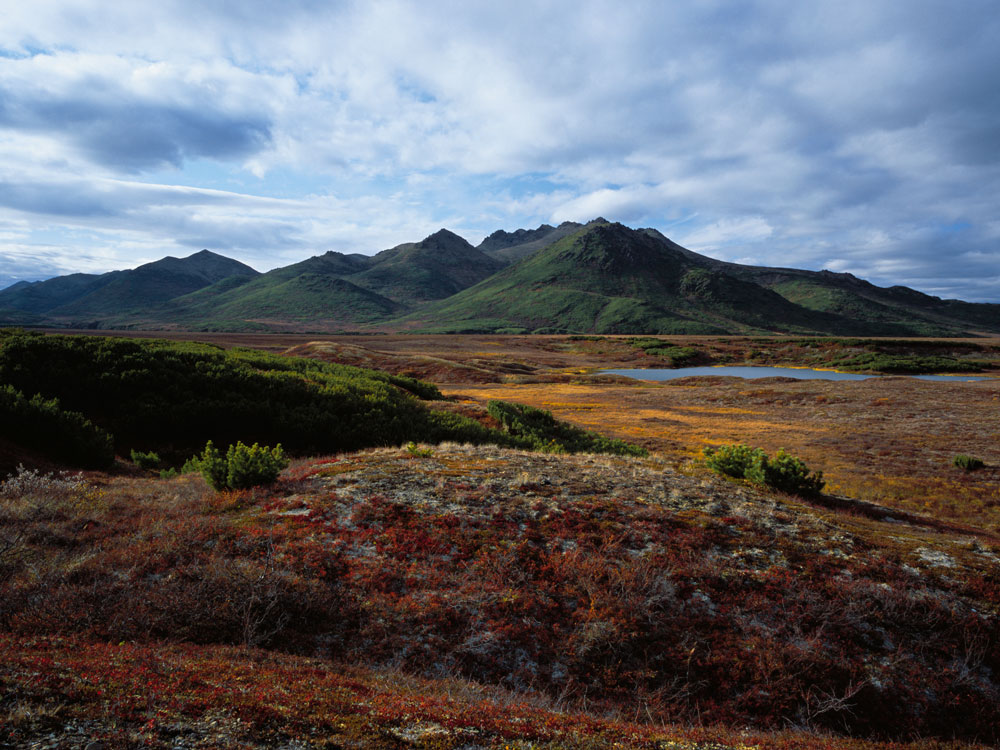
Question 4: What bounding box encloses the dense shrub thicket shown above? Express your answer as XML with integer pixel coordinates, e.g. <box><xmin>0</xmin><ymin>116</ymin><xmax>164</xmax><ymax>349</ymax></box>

<box><xmin>0</xmin><ymin>331</ymin><xmax>644</xmax><ymax>465</ymax></box>
<box><xmin>0</xmin><ymin>384</ymin><xmax>114</xmax><ymax>468</ymax></box>
<box><xmin>703</xmin><ymin>443</ymin><xmax>825</xmax><ymax>495</ymax></box>
<box><xmin>0</xmin><ymin>332</ymin><xmax>451</xmax><ymax>461</ymax></box>
<box><xmin>487</xmin><ymin>400</ymin><xmax>647</xmax><ymax>456</ymax></box>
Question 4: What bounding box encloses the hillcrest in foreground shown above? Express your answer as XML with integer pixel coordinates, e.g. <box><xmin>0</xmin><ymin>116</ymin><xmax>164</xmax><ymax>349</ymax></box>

<box><xmin>2</xmin><ymin>443</ymin><xmax>997</xmax><ymax>747</ymax></box>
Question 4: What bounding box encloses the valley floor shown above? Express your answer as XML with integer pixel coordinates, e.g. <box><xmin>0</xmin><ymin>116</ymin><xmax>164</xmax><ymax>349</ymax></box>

<box><xmin>3</xmin><ymin>333</ymin><xmax>999</xmax><ymax>748</ymax></box>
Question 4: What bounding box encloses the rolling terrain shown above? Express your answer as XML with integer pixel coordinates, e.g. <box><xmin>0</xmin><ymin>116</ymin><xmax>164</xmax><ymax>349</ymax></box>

<box><xmin>2</xmin><ymin>220</ymin><xmax>998</xmax><ymax>335</ymax></box>
<box><xmin>1</xmin><ymin>331</ymin><xmax>999</xmax><ymax>748</ymax></box>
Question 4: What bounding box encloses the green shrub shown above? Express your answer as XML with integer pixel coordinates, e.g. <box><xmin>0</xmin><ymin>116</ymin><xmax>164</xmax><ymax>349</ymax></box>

<box><xmin>0</xmin><ymin>384</ymin><xmax>114</xmax><ymax>469</ymax></box>
<box><xmin>129</xmin><ymin>449</ymin><xmax>161</xmax><ymax>470</ymax></box>
<box><xmin>954</xmin><ymin>454</ymin><xmax>985</xmax><ymax>472</ymax></box>
<box><xmin>193</xmin><ymin>441</ymin><xmax>228</xmax><ymax>490</ymax></box>
<box><xmin>703</xmin><ymin>443</ymin><xmax>765</xmax><ymax>479</ymax></box>
<box><xmin>405</xmin><ymin>441</ymin><xmax>434</xmax><ymax>458</ymax></box>
<box><xmin>225</xmin><ymin>441</ymin><xmax>288</xmax><ymax>489</ymax></box>
<box><xmin>703</xmin><ymin>443</ymin><xmax>824</xmax><ymax>496</ymax></box>
<box><xmin>190</xmin><ymin>440</ymin><xmax>288</xmax><ymax>491</ymax></box>
<box><xmin>180</xmin><ymin>456</ymin><xmax>201</xmax><ymax>474</ymax></box>
<box><xmin>756</xmin><ymin>449</ymin><xmax>825</xmax><ymax>495</ymax></box>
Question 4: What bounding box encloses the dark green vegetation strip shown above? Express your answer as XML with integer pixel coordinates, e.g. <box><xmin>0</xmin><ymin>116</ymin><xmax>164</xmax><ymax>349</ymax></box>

<box><xmin>0</xmin><ymin>331</ymin><xmax>644</xmax><ymax>464</ymax></box>
<box><xmin>629</xmin><ymin>336</ymin><xmax>999</xmax><ymax>374</ymax></box>
<box><xmin>487</xmin><ymin>400</ymin><xmax>647</xmax><ymax>457</ymax></box>
<box><xmin>0</xmin><ymin>384</ymin><xmax>114</xmax><ymax>468</ymax></box>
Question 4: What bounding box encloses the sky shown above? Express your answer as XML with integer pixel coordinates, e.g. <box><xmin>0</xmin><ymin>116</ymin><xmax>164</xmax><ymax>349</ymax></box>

<box><xmin>0</xmin><ymin>1</ymin><xmax>998</xmax><ymax>301</ymax></box>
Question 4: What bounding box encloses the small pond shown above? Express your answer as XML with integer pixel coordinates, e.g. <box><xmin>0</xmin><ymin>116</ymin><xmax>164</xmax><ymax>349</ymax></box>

<box><xmin>601</xmin><ymin>366</ymin><xmax>996</xmax><ymax>382</ymax></box>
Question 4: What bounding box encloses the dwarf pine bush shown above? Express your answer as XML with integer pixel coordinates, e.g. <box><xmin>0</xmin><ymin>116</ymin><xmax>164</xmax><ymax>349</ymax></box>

<box><xmin>704</xmin><ymin>443</ymin><xmax>824</xmax><ymax>496</ymax></box>
<box><xmin>703</xmin><ymin>443</ymin><xmax>764</xmax><ymax>479</ymax></box>
<box><xmin>192</xmin><ymin>440</ymin><xmax>288</xmax><ymax>491</ymax></box>
<box><xmin>130</xmin><ymin>449</ymin><xmax>161</xmax><ymax>470</ymax></box>
<box><xmin>953</xmin><ymin>454</ymin><xmax>985</xmax><ymax>471</ymax></box>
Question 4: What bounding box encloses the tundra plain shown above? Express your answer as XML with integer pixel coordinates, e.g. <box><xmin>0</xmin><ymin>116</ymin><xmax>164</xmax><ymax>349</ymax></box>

<box><xmin>3</xmin><ymin>331</ymin><xmax>1000</xmax><ymax>749</ymax></box>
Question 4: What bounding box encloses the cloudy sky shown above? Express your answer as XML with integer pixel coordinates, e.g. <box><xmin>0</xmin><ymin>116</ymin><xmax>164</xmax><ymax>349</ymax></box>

<box><xmin>1</xmin><ymin>1</ymin><xmax>998</xmax><ymax>301</ymax></box>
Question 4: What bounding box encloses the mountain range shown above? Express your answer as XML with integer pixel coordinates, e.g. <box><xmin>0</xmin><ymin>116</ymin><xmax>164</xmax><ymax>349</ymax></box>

<box><xmin>2</xmin><ymin>219</ymin><xmax>998</xmax><ymax>336</ymax></box>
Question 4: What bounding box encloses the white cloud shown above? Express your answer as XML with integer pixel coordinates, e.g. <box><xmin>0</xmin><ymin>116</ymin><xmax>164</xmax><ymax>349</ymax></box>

<box><xmin>676</xmin><ymin>217</ymin><xmax>775</xmax><ymax>253</ymax></box>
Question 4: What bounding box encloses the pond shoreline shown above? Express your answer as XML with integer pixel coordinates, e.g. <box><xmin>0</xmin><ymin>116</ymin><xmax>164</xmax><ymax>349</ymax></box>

<box><xmin>601</xmin><ymin>365</ymin><xmax>996</xmax><ymax>382</ymax></box>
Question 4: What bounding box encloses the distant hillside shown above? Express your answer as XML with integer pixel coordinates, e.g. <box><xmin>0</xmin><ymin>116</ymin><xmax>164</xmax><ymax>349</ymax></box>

<box><xmin>163</xmin><ymin>274</ymin><xmax>401</xmax><ymax>330</ymax></box>
<box><xmin>139</xmin><ymin>229</ymin><xmax>503</xmax><ymax>331</ymax></box>
<box><xmin>350</xmin><ymin>229</ymin><xmax>505</xmax><ymax>304</ymax></box>
<box><xmin>640</xmin><ymin>229</ymin><xmax>996</xmax><ymax>336</ymax></box>
<box><xmin>1</xmin><ymin>221</ymin><xmax>997</xmax><ymax>335</ymax></box>
<box><xmin>405</xmin><ymin>221</ymin><xmax>986</xmax><ymax>335</ymax></box>
<box><xmin>0</xmin><ymin>250</ymin><xmax>259</xmax><ymax>322</ymax></box>
<box><xmin>0</xmin><ymin>271</ymin><xmax>119</xmax><ymax>314</ymax></box>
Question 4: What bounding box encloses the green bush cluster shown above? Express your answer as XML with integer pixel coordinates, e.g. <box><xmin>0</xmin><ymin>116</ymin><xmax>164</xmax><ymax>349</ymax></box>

<box><xmin>827</xmin><ymin>353</ymin><xmax>974</xmax><ymax>374</ymax></box>
<box><xmin>703</xmin><ymin>443</ymin><xmax>825</xmax><ymax>496</ymax></box>
<box><xmin>953</xmin><ymin>454</ymin><xmax>985</xmax><ymax>472</ymax></box>
<box><xmin>191</xmin><ymin>440</ymin><xmax>289</xmax><ymax>490</ymax></box>
<box><xmin>629</xmin><ymin>337</ymin><xmax>702</xmax><ymax>367</ymax></box>
<box><xmin>0</xmin><ymin>384</ymin><xmax>113</xmax><ymax>469</ymax></box>
<box><xmin>405</xmin><ymin>441</ymin><xmax>434</xmax><ymax>458</ymax></box>
<box><xmin>487</xmin><ymin>400</ymin><xmax>647</xmax><ymax>457</ymax></box>
<box><xmin>129</xmin><ymin>449</ymin><xmax>161</xmax><ymax>470</ymax></box>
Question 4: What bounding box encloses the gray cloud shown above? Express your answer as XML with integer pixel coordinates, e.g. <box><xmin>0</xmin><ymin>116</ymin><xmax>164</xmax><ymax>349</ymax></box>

<box><xmin>29</xmin><ymin>98</ymin><xmax>270</xmax><ymax>171</ymax></box>
<box><xmin>0</xmin><ymin>55</ymin><xmax>273</xmax><ymax>171</ymax></box>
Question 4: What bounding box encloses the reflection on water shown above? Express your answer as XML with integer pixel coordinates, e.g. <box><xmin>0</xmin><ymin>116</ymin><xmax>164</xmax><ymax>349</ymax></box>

<box><xmin>601</xmin><ymin>366</ymin><xmax>995</xmax><ymax>382</ymax></box>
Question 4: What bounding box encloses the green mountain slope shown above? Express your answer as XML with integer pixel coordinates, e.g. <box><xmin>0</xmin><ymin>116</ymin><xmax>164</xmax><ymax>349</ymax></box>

<box><xmin>258</xmin><ymin>250</ymin><xmax>371</xmax><ymax>282</ymax></box>
<box><xmin>0</xmin><ymin>271</ymin><xmax>119</xmax><ymax>314</ymax></box>
<box><xmin>0</xmin><ymin>250</ymin><xmax>259</xmax><ymax>322</ymax></box>
<box><xmin>55</xmin><ymin>251</ymin><xmax>259</xmax><ymax>318</ymax></box>
<box><xmin>2</xmin><ymin>220</ymin><xmax>997</xmax><ymax>335</ymax></box>
<box><xmin>402</xmin><ymin>222</ymin><xmax>881</xmax><ymax>334</ymax></box>
<box><xmin>141</xmin><ymin>249</ymin><xmax>386</xmax><ymax>330</ymax></box>
<box><xmin>164</xmin><ymin>273</ymin><xmax>401</xmax><ymax>330</ymax></box>
<box><xmin>350</xmin><ymin>229</ymin><xmax>505</xmax><ymax>304</ymax></box>
<box><xmin>477</xmin><ymin>220</ymin><xmax>584</xmax><ymax>264</ymax></box>
<box><xmin>636</xmin><ymin>230</ymin><xmax>999</xmax><ymax>335</ymax></box>
<box><xmin>132</xmin><ymin>231</ymin><xmax>502</xmax><ymax>330</ymax></box>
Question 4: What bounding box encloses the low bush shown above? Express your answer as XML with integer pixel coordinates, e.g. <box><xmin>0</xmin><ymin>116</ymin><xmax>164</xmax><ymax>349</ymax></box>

<box><xmin>0</xmin><ymin>333</ymin><xmax>647</xmax><ymax>466</ymax></box>
<box><xmin>953</xmin><ymin>454</ymin><xmax>985</xmax><ymax>471</ymax></box>
<box><xmin>405</xmin><ymin>441</ymin><xmax>434</xmax><ymax>458</ymax></box>
<box><xmin>702</xmin><ymin>443</ymin><xmax>764</xmax><ymax>479</ymax></box>
<box><xmin>704</xmin><ymin>443</ymin><xmax>824</xmax><ymax>495</ymax></box>
<box><xmin>129</xmin><ymin>449</ymin><xmax>161</xmax><ymax>470</ymax></box>
<box><xmin>0</xmin><ymin>464</ymin><xmax>86</xmax><ymax>501</ymax></box>
<box><xmin>191</xmin><ymin>441</ymin><xmax>289</xmax><ymax>491</ymax></box>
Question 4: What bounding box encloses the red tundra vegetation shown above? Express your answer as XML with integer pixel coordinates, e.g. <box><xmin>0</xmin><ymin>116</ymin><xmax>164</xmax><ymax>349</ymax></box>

<box><xmin>2</xmin><ymin>443</ymin><xmax>998</xmax><ymax>748</ymax></box>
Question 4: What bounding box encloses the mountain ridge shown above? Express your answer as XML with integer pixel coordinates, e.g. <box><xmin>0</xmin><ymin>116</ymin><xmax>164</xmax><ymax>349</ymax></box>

<box><xmin>1</xmin><ymin>221</ymin><xmax>997</xmax><ymax>335</ymax></box>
